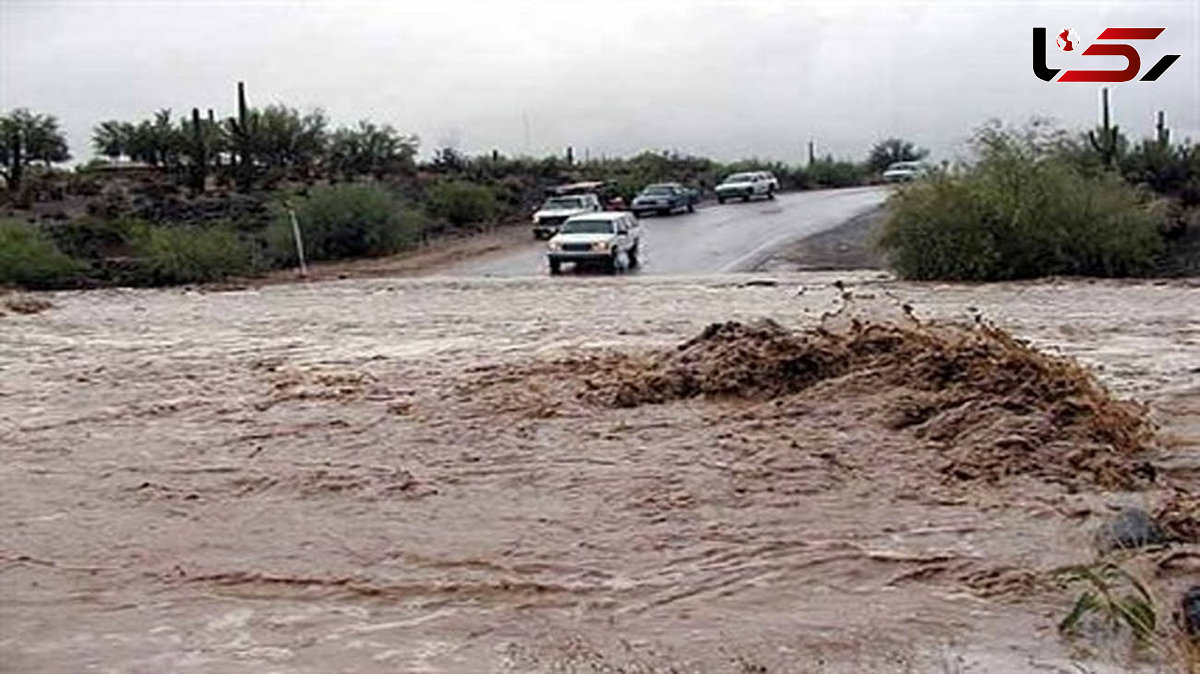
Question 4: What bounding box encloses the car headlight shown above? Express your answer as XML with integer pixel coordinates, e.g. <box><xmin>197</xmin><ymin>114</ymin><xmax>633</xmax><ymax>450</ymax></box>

<box><xmin>548</xmin><ymin>240</ymin><xmax>561</xmax><ymax>250</ymax></box>
<box><xmin>592</xmin><ymin>240</ymin><xmax>609</xmax><ymax>252</ymax></box>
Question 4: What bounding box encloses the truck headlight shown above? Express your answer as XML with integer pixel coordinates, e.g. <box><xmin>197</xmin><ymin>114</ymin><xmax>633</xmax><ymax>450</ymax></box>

<box><xmin>548</xmin><ymin>240</ymin><xmax>561</xmax><ymax>250</ymax></box>
<box><xmin>592</xmin><ymin>241</ymin><xmax>609</xmax><ymax>252</ymax></box>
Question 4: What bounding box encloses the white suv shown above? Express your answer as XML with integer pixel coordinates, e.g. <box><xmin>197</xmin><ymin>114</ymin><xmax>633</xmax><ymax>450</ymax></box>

<box><xmin>715</xmin><ymin>171</ymin><xmax>779</xmax><ymax>203</ymax></box>
<box><xmin>546</xmin><ymin>212</ymin><xmax>641</xmax><ymax>275</ymax></box>
<box><xmin>532</xmin><ymin>193</ymin><xmax>602</xmax><ymax>239</ymax></box>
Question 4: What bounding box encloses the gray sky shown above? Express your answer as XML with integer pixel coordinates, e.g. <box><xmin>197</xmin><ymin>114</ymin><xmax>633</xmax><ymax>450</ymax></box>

<box><xmin>2</xmin><ymin>0</ymin><xmax>1197</xmax><ymax>164</ymax></box>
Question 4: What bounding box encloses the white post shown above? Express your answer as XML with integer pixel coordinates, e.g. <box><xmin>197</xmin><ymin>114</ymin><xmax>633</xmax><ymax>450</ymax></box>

<box><xmin>286</xmin><ymin>205</ymin><xmax>308</xmax><ymax>278</ymax></box>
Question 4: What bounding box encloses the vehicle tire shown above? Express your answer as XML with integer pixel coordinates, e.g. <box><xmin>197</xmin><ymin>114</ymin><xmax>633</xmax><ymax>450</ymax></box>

<box><xmin>606</xmin><ymin>253</ymin><xmax>620</xmax><ymax>274</ymax></box>
<box><xmin>549</xmin><ymin>259</ymin><xmax>561</xmax><ymax>275</ymax></box>
<box><xmin>628</xmin><ymin>244</ymin><xmax>639</xmax><ymax>268</ymax></box>
<box><xmin>717</xmin><ymin>196</ymin><xmax>726</xmax><ymax>204</ymax></box>
<box><xmin>742</xmin><ymin>194</ymin><xmax>751</xmax><ymax>202</ymax></box>
<box><xmin>767</xmin><ymin>188</ymin><xmax>776</xmax><ymax>200</ymax></box>
<box><xmin>686</xmin><ymin>202</ymin><xmax>695</xmax><ymax>213</ymax></box>
<box><xmin>657</xmin><ymin>208</ymin><xmax>669</xmax><ymax>216</ymax></box>
<box><xmin>632</xmin><ymin>211</ymin><xmax>643</xmax><ymax>219</ymax></box>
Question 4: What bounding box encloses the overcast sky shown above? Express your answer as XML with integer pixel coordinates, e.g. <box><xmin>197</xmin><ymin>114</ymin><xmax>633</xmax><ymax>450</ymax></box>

<box><xmin>2</xmin><ymin>0</ymin><xmax>1197</xmax><ymax>164</ymax></box>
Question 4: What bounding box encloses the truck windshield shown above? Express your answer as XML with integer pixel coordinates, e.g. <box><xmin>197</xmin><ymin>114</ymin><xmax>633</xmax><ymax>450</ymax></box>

<box><xmin>543</xmin><ymin>197</ymin><xmax>584</xmax><ymax>209</ymax></box>
<box><xmin>724</xmin><ymin>173</ymin><xmax>754</xmax><ymax>183</ymax></box>
<box><xmin>560</xmin><ymin>220</ymin><xmax>615</xmax><ymax>235</ymax></box>
<box><xmin>643</xmin><ymin>186</ymin><xmax>674</xmax><ymax>195</ymax></box>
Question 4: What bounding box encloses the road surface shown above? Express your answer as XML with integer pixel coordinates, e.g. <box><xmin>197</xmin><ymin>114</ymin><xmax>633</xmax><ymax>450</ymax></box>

<box><xmin>446</xmin><ymin>185</ymin><xmax>890</xmax><ymax>276</ymax></box>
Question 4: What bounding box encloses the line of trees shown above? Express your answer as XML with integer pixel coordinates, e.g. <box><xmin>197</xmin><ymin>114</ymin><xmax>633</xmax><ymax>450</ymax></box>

<box><xmin>88</xmin><ymin>83</ymin><xmax>419</xmax><ymax>190</ymax></box>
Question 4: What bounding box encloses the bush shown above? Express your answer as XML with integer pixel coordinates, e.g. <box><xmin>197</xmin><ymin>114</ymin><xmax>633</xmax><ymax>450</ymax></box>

<box><xmin>127</xmin><ymin>222</ymin><xmax>256</xmax><ymax>285</ymax></box>
<box><xmin>878</xmin><ymin>122</ymin><xmax>1164</xmax><ymax>281</ymax></box>
<box><xmin>0</xmin><ymin>219</ymin><xmax>88</xmax><ymax>288</ymax></box>
<box><xmin>266</xmin><ymin>182</ymin><xmax>423</xmax><ymax>264</ymax></box>
<box><xmin>426</xmin><ymin>180</ymin><xmax>497</xmax><ymax>228</ymax></box>
<box><xmin>807</xmin><ymin>158</ymin><xmax>869</xmax><ymax>188</ymax></box>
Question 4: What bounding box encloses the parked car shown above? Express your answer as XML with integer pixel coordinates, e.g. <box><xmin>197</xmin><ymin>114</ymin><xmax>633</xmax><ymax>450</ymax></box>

<box><xmin>715</xmin><ymin>171</ymin><xmax>779</xmax><ymax>203</ymax></box>
<box><xmin>546</xmin><ymin>211</ymin><xmax>641</xmax><ymax>275</ymax></box>
<box><xmin>882</xmin><ymin>161</ymin><xmax>929</xmax><ymax>182</ymax></box>
<box><xmin>630</xmin><ymin>183</ymin><xmax>699</xmax><ymax>217</ymax></box>
<box><xmin>531</xmin><ymin>193</ymin><xmax>602</xmax><ymax>239</ymax></box>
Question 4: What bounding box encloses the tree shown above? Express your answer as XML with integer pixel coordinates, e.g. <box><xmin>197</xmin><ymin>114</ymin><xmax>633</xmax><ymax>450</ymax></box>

<box><xmin>328</xmin><ymin>121</ymin><xmax>418</xmax><ymax>178</ymax></box>
<box><xmin>1</xmin><ymin>109</ymin><xmax>71</xmax><ymax>192</ymax></box>
<box><xmin>254</xmin><ymin>105</ymin><xmax>327</xmax><ymax>174</ymax></box>
<box><xmin>101</xmin><ymin>109</ymin><xmax>186</xmax><ymax>167</ymax></box>
<box><xmin>867</xmin><ymin>138</ymin><xmax>928</xmax><ymax>174</ymax></box>
<box><xmin>93</xmin><ymin>120</ymin><xmax>133</xmax><ymax>160</ymax></box>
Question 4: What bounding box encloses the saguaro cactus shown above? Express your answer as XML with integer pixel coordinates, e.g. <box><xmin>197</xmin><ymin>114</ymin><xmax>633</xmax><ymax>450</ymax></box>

<box><xmin>188</xmin><ymin>107</ymin><xmax>208</xmax><ymax>193</ymax></box>
<box><xmin>1087</xmin><ymin>88</ymin><xmax>1120</xmax><ymax>167</ymax></box>
<box><xmin>6</xmin><ymin>123</ymin><xmax>22</xmax><ymax>194</ymax></box>
<box><xmin>228</xmin><ymin>81</ymin><xmax>256</xmax><ymax>189</ymax></box>
<box><xmin>1155</xmin><ymin>110</ymin><xmax>1170</xmax><ymax>146</ymax></box>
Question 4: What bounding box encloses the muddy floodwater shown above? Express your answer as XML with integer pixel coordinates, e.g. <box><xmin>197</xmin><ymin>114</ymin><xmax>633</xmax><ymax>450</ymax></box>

<box><xmin>2</xmin><ymin>273</ymin><xmax>1198</xmax><ymax>672</ymax></box>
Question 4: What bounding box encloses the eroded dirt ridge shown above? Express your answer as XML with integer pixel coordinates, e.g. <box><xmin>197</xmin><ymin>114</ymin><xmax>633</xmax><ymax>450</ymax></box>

<box><xmin>561</xmin><ymin>317</ymin><xmax>1156</xmax><ymax>489</ymax></box>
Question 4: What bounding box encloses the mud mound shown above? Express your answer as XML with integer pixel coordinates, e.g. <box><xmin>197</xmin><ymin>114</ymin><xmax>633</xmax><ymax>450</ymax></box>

<box><xmin>587</xmin><ymin>318</ymin><xmax>1155</xmax><ymax>488</ymax></box>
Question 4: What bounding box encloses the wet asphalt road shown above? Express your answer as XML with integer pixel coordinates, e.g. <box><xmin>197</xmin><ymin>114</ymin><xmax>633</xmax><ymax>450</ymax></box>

<box><xmin>446</xmin><ymin>185</ymin><xmax>891</xmax><ymax>276</ymax></box>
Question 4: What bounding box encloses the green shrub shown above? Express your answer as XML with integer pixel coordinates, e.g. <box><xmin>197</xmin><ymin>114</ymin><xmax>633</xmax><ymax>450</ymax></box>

<box><xmin>807</xmin><ymin>158</ymin><xmax>868</xmax><ymax>188</ymax></box>
<box><xmin>0</xmin><ymin>219</ymin><xmax>89</xmax><ymax>288</ymax></box>
<box><xmin>127</xmin><ymin>222</ymin><xmax>256</xmax><ymax>285</ymax></box>
<box><xmin>267</xmin><ymin>183</ymin><xmax>422</xmax><ymax>265</ymax></box>
<box><xmin>426</xmin><ymin>180</ymin><xmax>497</xmax><ymax>228</ymax></box>
<box><xmin>878</xmin><ymin>123</ymin><xmax>1163</xmax><ymax>281</ymax></box>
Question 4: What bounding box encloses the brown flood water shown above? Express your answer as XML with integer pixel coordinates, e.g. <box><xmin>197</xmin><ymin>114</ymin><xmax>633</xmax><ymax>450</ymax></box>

<box><xmin>1</xmin><ymin>273</ymin><xmax>1198</xmax><ymax>672</ymax></box>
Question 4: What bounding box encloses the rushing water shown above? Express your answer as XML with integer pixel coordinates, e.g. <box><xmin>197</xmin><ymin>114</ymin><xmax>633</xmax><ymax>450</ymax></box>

<box><xmin>2</xmin><ymin>273</ymin><xmax>1197</xmax><ymax>672</ymax></box>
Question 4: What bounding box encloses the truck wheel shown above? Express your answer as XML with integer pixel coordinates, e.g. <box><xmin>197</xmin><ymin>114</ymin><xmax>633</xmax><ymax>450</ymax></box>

<box><xmin>717</xmin><ymin>196</ymin><xmax>726</xmax><ymax>204</ymax></box>
<box><xmin>686</xmin><ymin>202</ymin><xmax>695</xmax><ymax>213</ymax></box>
<box><xmin>657</xmin><ymin>208</ymin><xmax>669</xmax><ymax>216</ymax></box>
<box><xmin>607</xmin><ymin>254</ymin><xmax>620</xmax><ymax>274</ymax></box>
<box><xmin>549</xmin><ymin>260</ymin><xmax>561</xmax><ymax>275</ymax></box>
<box><xmin>628</xmin><ymin>244</ymin><xmax>639</xmax><ymax>268</ymax></box>
<box><xmin>741</xmin><ymin>194</ymin><xmax>751</xmax><ymax>202</ymax></box>
<box><xmin>767</xmin><ymin>188</ymin><xmax>776</xmax><ymax>200</ymax></box>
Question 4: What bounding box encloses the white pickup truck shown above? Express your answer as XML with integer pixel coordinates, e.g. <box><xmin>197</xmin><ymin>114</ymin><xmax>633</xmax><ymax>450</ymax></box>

<box><xmin>546</xmin><ymin>212</ymin><xmax>641</xmax><ymax>275</ymax></box>
<box><xmin>531</xmin><ymin>193</ymin><xmax>602</xmax><ymax>239</ymax></box>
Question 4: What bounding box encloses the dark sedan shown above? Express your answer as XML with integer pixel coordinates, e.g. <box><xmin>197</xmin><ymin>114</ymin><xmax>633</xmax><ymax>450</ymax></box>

<box><xmin>630</xmin><ymin>183</ymin><xmax>699</xmax><ymax>217</ymax></box>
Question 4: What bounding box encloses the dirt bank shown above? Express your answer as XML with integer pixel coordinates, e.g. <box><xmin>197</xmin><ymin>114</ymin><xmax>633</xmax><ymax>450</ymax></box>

<box><xmin>755</xmin><ymin>206</ymin><xmax>889</xmax><ymax>272</ymax></box>
<box><xmin>1</xmin><ymin>274</ymin><xmax>1197</xmax><ymax>672</ymax></box>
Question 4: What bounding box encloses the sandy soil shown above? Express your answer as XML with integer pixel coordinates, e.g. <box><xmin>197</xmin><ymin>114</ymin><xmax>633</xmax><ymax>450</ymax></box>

<box><xmin>2</xmin><ymin>273</ymin><xmax>1198</xmax><ymax>672</ymax></box>
<box><xmin>254</xmin><ymin>225</ymin><xmax>540</xmax><ymax>285</ymax></box>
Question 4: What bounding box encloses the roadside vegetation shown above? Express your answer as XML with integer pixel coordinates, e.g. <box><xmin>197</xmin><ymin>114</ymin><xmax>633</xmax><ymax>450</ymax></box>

<box><xmin>1</xmin><ymin>83</ymin><xmax>885</xmax><ymax>289</ymax></box>
<box><xmin>3</xmin><ymin>82</ymin><xmax>1197</xmax><ymax>288</ymax></box>
<box><xmin>879</xmin><ymin>109</ymin><xmax>1200</xmax><ymax>281</ymax></box>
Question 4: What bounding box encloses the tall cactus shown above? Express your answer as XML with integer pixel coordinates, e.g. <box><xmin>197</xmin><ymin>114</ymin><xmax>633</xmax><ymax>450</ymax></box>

<box><xmin>228</xmin><ymin>81</ymin><xmax>256</xmax><ymax>190</ymax></box>
<box><xmin>187</xmin><ymin>107</ymin><xmax>208</xmax><ymax>193</ymax></box>
<box><xmin>6</xmin><ymin>123</ymin><xmax>21</xmax><ymax>195</ymax></box>
<box><xmin>1155</xmin><ymin>110</ymin><xmax>1170</xmax><ymax>146</ymax></box>
<box><xmin>1087</xmin><ymin>88</ymin><xmax>1120</xmax><ymax>167</ymax></box>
